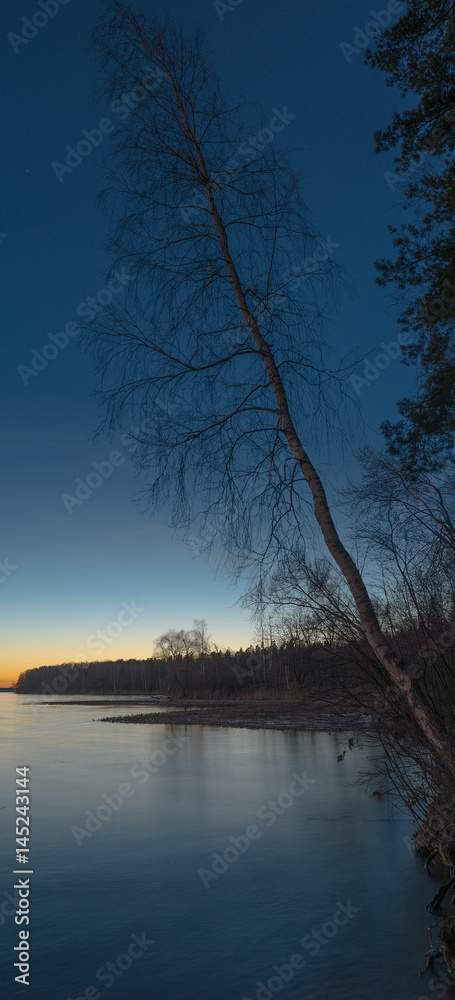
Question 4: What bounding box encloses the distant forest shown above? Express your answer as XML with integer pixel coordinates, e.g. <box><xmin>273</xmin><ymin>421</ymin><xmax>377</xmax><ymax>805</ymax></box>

<box><xmin>13</xmin><ymin>617</ymin><xmax>454</xmax><ymax>707</ymax></box>
<box><xmin>14</xmin><ymin>640</ymin><xmax>354</xmax><ymax>699</ymax></box>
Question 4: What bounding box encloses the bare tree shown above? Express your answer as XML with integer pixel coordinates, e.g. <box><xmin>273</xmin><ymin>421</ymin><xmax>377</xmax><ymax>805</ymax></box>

<box><xmin>155</xmin><ymin>629</ymin><xmax>186</xmax><ymax>660</ymax></box>
<box><xmin>255</xmin><ymin>451</ymin><xmax>455</xmax><ymax>846</ymax></box>
<box><xmin>191</xmin><ymin>619</ymin><xmax>211</xmax><ymax>658</ymax></box>
<box><xmin>351</xmin><ymin>450</ymin><xmax>455</xmax><ymax>726</ymax></box>
<box><xmin>191</xmin><ymin>618</ymin><xmax>212</xmax><ymax>678</ymax></box>
<box><xmin>86</xmin><ymin>1</ymin><xmax>455</xmax><ymax>772</ymax></box>
<box><xmin>155</xmin><ymin>627</ymin><xmax>196</xmax><ymax>697</ymax></box>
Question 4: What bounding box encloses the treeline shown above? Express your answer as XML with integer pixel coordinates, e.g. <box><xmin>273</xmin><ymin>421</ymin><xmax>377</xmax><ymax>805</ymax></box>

<box><xmin>14</xmin><ymin>622</ymin><xmax>455</xmax><ymax>705</ymax></box>
<box><xmin>14</xmin><ymin>641</ymin><xmax>360</xmax><ymax>698</ymax></box>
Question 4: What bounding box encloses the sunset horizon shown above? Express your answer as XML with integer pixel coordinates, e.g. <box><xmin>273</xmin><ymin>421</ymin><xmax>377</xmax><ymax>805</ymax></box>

<box><xmin>2</xmin><ymin>0</ymin><xmax>453</xmax><ymax>996</ymax></box>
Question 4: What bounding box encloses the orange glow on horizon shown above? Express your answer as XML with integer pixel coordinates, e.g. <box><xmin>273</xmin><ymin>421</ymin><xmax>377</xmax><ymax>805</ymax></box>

<box><xmin>0</xmin><ymin>629</ymin><xmax>255</xmax><ymax>689</ymax></box>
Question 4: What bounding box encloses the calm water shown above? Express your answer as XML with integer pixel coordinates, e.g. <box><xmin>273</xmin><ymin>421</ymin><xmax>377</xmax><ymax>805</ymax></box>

<box><xmin>0</xmin><ymin>693</ymin><xmax>451</xmax><ymax>1000</ymax></box>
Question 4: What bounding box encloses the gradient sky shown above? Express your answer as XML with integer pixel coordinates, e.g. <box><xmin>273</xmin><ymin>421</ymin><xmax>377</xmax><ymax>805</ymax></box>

<box><xmin>1</xmin><ymin>0</ymin><xmax>415</xmax><ymax>685</ymax></box>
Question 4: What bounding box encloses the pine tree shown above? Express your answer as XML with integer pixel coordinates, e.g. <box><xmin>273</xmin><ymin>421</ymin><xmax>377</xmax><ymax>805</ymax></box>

<box><xmin>366</xmin><ymin>0</ymin><xmax>455</xmax><ymax>471</ymax></box>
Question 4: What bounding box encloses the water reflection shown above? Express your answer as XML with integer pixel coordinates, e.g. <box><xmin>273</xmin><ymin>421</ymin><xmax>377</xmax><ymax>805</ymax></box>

<box><xmin>0</xmin><ymin>694</ymin><xmax>452</xmax><ymax>1000</ymax></box>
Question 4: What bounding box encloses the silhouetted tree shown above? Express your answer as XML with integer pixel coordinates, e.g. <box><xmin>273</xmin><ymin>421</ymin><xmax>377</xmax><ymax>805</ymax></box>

<box><xmin>366</xmin><ymin>0</ymin><xmax>455</xmax><ymax>471</ymax></box>
<box><xmin>85</xmin><ymin>0</ymin><xmax>455</xmax><ymax>772</ymax></box>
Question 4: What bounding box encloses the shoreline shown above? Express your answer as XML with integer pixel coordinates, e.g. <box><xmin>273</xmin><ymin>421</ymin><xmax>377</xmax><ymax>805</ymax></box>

<box><xmin>31</xmin><ymin>693</ymin><xmax>382</xmax><ymax>731</ymax></box>
<box><xmin>95</xmin><ymin>700</ymin><xmax>375</xmax><ymax>732</ymax></box>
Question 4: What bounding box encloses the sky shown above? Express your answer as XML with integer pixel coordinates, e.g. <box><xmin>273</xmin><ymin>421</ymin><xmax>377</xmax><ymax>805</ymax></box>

<box><xmin>0</xmin><ymin>0</ymin><xmax>416</xmax><ymax>686</ymax></box>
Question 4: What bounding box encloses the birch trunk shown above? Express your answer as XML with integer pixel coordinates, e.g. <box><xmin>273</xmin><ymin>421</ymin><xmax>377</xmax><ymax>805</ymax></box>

<box><xmin>148</xmin><ymin>51</ymin><xmax>454</xmax><ymax>773</ymax></box>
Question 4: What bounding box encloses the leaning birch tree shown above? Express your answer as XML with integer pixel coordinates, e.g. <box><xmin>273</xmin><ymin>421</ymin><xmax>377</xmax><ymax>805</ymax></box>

<box><xmin>87</xmin><ymin>0</ymin><xmax>455</xmax><ymax>773</ymax></box>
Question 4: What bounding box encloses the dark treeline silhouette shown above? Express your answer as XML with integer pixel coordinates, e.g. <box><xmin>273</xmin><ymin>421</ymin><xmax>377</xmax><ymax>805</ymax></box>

<box><xmin>13</xmin><ymin>644</ymin><xmax>347</xmax><ymax>699</ymax></box>
<box><xmin>13</xmin><ymin>625</ymin><xmax>455</xmax><ymax>706</ymax></box>
<box><xmin>14</xmin><ymin>635</ymin><xmax>372</xmax><ymax>699</ymax></box>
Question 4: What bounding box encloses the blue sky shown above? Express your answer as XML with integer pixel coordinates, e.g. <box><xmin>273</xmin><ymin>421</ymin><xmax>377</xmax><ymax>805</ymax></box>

<box><xmin>0</xmin><ymin>0</ymin><xmax>415</xmax><ymax>683</ymax></box>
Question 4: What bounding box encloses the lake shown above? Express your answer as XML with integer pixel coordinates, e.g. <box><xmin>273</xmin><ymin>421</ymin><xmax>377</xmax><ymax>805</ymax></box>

<box><xmin>0</xmin><ymin>693</ymin><xmax>451</xmax><ymax>1000</ymax></box>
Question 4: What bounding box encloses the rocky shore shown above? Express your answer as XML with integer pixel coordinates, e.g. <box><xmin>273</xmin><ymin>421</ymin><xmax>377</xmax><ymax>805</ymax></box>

<box><xmin>95</xmin><ymin>699</ymin><xmax>374</xmax><ymax>732</ymax></box>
